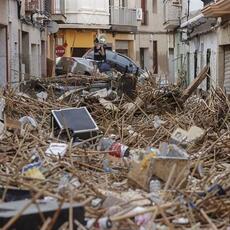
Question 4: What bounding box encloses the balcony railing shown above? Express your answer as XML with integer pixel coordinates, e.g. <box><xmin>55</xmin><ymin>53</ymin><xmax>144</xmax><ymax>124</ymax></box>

<box><xmin>53</xmin><ymin>0</ymin><xmax>65</xmax><ymax>15</ymax></box>
<box><xmin>110</xmin><ymin>6</ymin><xmax>137</xmax><ymax>27</ymax></box>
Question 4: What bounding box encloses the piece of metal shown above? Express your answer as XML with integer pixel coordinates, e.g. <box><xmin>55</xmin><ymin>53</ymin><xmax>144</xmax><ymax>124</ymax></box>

<box><xmin>0</xmin><ymin>199</ymin><xmax>85</xmax><ymax>229</ymax></box>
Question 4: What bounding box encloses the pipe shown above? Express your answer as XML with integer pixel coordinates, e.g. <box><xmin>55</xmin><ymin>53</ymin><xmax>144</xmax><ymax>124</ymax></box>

<box><xmin>187</xmin><ymin>0</ymin><xmax>190</xmax><ymax>21</ymax></box>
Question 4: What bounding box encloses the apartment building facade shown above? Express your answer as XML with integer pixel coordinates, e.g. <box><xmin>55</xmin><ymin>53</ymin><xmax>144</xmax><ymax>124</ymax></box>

<box><xmin>136</xmin><ymin>0</ymin><xmax>169</xmax><ymax>75</ymax></box>
<box><xmin>55</xmin><ymin>0</ymin><xmax>109</xmax><ymax>58</ymax></box>
<box><xmin>202</xmin><ymin>0</ymin><xmax>230</xmax><ymax>95</ymax></box>
<box><xmin>168</xmin><ymin>0</ymin><xmax>230</xmax><ymax>95</ymax></box>
<box><xmin>54</xmin><ymin>0</ymin><xmax>139</xmax><ymax>60</ymax></box>
<box><xmin>0</xmin><ymin>0</ymin><xmax>52</xmax><ymax>87</ymax></box>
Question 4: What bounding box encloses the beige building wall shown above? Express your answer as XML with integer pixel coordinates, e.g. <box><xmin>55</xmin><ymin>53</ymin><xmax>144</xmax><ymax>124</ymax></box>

<box><xmin>136</xmin><ymin>0</ymin><xmax>168</xmax><ymax>75</ymax></box>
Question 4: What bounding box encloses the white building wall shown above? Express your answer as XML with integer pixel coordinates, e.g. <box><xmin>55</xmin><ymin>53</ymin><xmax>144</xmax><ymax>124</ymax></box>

<box><xmin>188</xmin><ymin>32</ymin><xmax>217</xmax><ymax>90</ymax></box>
<box><xmin>8</xmin><ymin>0</ymin><xmax>20</xmax><ymax>85</ymax></box>
<box><xmin>65</xmin><ymin>0</ymin><xmax>109</xmax><ymax>25</ymax></box>
<box><xmin>0</xmin><ymin>0</ymin><xmax>8</xmax><ymax>25</ymax></box>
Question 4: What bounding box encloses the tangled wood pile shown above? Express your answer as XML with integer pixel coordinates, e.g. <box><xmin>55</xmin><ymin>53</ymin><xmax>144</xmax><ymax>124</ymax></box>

<box><xmin>0</xmin><ymin>76</ymin><xmax>229</xmax><ymax>230</ymax></box>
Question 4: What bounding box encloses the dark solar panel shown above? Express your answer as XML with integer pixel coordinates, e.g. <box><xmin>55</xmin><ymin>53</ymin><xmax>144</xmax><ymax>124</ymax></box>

<box><xmin>52</xmin><ymin>107</ymin><xmax>98</xmax><ymax>133</ymax></box>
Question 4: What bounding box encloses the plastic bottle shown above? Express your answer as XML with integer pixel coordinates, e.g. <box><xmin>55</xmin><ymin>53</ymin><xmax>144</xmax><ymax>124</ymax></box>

<box><xmin>98</xmin><ymin>137</ymin><xmax>130</xmax><ymax>158</ymax></box>
<box><xmin>102</xmin><ymin>159</ymin><xmax>112</xmax><ymax>173</ymax></box>
<box><xmin>149</xmin><ymin>179</ymin><xmax>161</xmax><ymax>193</ymax></box>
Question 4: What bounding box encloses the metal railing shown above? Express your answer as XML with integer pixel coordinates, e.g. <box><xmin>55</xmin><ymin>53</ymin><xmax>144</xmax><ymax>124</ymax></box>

<box><xmin>110</xmin><ymin>6</ymin><xmax>137</xmax><ymax>27</ymax></box>
<box><xmin>53</xmin><ymin>0</ymin><xmax>65</xmax><ymax>15</ymax></box>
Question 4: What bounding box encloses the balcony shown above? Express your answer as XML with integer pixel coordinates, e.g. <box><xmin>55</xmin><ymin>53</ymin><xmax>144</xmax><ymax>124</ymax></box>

<box><xmin>51</xmin><ymin>0</ymin><xmax>66</xmax><ymax>23</ymax></box>
<box><xmin>110</xmin><ymin>6</ymin><xmax>138</xmax><ymax>32</ymax></box>
<box><xmin>163</xmin><ymin>0</ymin><xmax>181</xmax><ymax>30</ymax></box>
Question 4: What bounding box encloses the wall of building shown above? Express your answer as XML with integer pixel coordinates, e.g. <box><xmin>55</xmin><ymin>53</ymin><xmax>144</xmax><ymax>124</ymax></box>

<box><xmin>0</xmin><ymin>0</ymin><xmax>50</xmax><ymax>87</ymax></box>
<box><xmin>174</xmin><ymin>30</ymin><xmax>218</xmax><ymax>89</ymax></box>
<box><xmin>136</xmin><ymin>0</ymin><xmax>168</xmax><ymax>75</ymax></box>
<box><xmin>65</xmin><ymin>0</ymin><xmax>109</xmax><ymax>25</ymax></box>
<box><xmin>0</xmin><ymin>0</ymin><xmax>8</xmax><ymax>25</ymax></box>
<box><xmin>0</xmin><ymin>0</ymin><xmax>8</xmax><ymax>87</ymax></box>
<box><xmin>188</xmin><ymin>32</ymin><xmax>218</xmax><ymax>90</ymax></box>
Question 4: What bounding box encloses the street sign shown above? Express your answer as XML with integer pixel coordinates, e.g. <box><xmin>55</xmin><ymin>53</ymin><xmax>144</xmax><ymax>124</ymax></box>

<box><xmin>56</xmin><ymin>45</ymin><xmax>65</xmax><ymax>57</ymax></box>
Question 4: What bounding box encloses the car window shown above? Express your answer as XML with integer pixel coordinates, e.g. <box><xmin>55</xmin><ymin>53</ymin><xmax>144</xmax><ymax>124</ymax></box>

<box><xmin>84</xmin><ymin>49</ymin><xmax>94</xmax><ymax>59</ymax></box>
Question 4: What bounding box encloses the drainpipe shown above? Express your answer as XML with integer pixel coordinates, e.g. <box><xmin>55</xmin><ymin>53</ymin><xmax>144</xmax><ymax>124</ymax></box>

<box><xmin>187</xmin><ymin>0</ymin><xmax>190</xmax><ymax>21</ymax></box>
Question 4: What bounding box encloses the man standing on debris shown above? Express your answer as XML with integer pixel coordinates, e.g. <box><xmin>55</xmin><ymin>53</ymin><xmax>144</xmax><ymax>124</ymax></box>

<box><xmin>93</xmin><ymin>38</ymin><xmax>110</xmax><ymax>73</ymax></box>
<box><xmin>94</xmin><ymin>37</ymin><xmax>105</xmax><ymax>63</ymax></box>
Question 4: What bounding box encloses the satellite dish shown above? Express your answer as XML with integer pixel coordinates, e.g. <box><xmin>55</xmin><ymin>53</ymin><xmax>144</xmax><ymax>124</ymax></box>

<box><xmin>47</xmin><ymin>21</ymin><xmax>59</xmax><ymax>34</ymax></box>
<box><xmin>98</xmin><ymin>34</ymin><xmax>107</xmax><ymax>44</ymax></box>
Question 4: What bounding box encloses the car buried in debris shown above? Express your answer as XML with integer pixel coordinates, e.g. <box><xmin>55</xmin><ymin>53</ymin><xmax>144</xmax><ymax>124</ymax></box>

<box><xmin>83</xmin><ymin>49</ymin><xmax>147</xmax><ymax>76</ymax></box>
<box><xmin>55</xmin><ymin>57</ymin><xmax>94</xmax><ymax>76</ymax></box>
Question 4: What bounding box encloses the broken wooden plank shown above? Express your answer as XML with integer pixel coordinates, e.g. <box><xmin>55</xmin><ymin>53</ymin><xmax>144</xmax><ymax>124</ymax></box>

<box><xmin>181</xmin><ymin>65</ymin><xmax>209</xmax><ymax>102</ymax></box>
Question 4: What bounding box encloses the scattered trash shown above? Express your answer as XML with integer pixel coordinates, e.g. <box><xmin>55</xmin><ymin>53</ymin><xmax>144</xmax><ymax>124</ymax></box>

<box><xmin>149</xmin><ymin>179</ymin><xmax>161</xmax><ymax>193</ymax></box>
<box><xmin>36</xmin><ymin>91</ymin><xmax>48</xmax><ymax>102</ymax></box>
<box><xmin>172</xmin><ymin>217</ymin><xmax>189</xmax><ymax>225</ymax></box>
<box><xmin>170</xmin><ymin>126</ymin><xmax>205</xmax><ymax>147</ymax></box>
<box><xmin>98</xmin><ymin>137</ymin><xmax>130</xmax><ymax>158</ymax></box>
<box><xmin>98</xmin><ymin>217</ymin><xmax>113</xmax><ymax>230</ymax></box>
<box><xmin>52</xmin><ymin>107</ymin><xmax>99</xmax><ymax>140</ymax></box>
<box><xmin>0</xmin><ymin>75</ymin><xmax>229</xmax><ymax>229</ymax></box>
<box><xmin>153</xmin><ymin>115</ymin><xmax>166</xmax><ymax>129</ymax></box>
<box><xmin>58</xmin><ymin>173</ymin><xmax>81</xmax><ymax>194</ymax></box>
<box><xmin>99</xmin><ymin>98</ymin><xmax>119</xmax><ymax>111</ymax></box>
<box><xmin>22</xmin><ymin>161</ymin><xmax>45</xmax><ymax>180</ymax></box>
<box><xmin>91</xmin><ymin>198</ymin><xmax>103</xmax><ymax>208</ymax></box>
<box><xmin>122</xmin><ymin>97</ymin><xmax>144</xmax><ymax>115</ymax></box>
<box><xmin>102</xmin><ymin>159</ymin><xmax>112</xmax><ymax>173</ymax></box>
<box><xmin>135</xmin><ymin>209</ymin><xmax>152</xmax><ymax>227</ymax></box>
<box><xmin>19</xmin><ymin>116</ymin><xmax>38</xmax><ymax>131</ymax></box>
<box><xmin>0</xmin><ymin>199</ymin><xmax>85</xmax><ymax>229</ymax></box>
<box><xmin>45</xmin><ymin>143</ymin><xmax>68</xmax><ymax>157</ymax></box>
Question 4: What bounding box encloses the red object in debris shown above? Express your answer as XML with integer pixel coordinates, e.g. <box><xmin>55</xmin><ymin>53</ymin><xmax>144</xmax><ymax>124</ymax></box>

<box><xmin>109</xmin><ymin>142</ymin><xmax>129</xmax><ymax>158</ymax></box>
<box><xmin>56</xmin><ymin>45</ymin><xmax>65</xmax><ymax>57</ymax></box>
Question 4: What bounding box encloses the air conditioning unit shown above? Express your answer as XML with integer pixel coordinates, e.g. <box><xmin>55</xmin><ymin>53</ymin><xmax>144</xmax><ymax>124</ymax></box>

<box><xmin>136</xmin><ymin>8</ymin><xmax>143</xmax><ymax>21</ymax></box>
<box><xmin>172</xmin><ymin>0</ymin><xmax>181</xmax><ymax>5</ymax></box>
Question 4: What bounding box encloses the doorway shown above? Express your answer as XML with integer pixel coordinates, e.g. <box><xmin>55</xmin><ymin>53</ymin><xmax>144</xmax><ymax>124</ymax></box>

<box><xmin>31</xmin><ymin>44</ymin><xmax>40</xmax><ymax>77</ymax></box>
<box><xmin>41</xmin><ymin>41</ymin><xmax>46</xmax><ymax>77</ymax></box>
<box><xmin>168</xmin><ymin>48</ymin><xmax>175</xmax><ymax>83</ymax></box>
<box><xmin>153</xmin><ymin>41</ymin><xmax>158</xmax><ymax>74</ymax></box>
<box><xmin>22</xmin><ymin>31</ymin><xmax>30</xmax><ymax>78</ymax></box>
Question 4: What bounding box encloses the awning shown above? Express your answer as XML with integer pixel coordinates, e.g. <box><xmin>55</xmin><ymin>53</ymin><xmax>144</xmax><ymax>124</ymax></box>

<box><xmin>180</xmin><ymin>14</ymin><xmax>204</xmax><ymax>28</ymax></box>
<box><xmin>202</xmin><ymin>0</ymin><xmax>230</xmax><ymax>17</ymax></box>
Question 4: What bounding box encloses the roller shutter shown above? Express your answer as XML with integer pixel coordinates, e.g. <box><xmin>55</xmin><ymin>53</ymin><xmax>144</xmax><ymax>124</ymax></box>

<box><xmin>224</xmin><ymin>46</ymin><xmax>230</xmax><ymax>94</ymax></box>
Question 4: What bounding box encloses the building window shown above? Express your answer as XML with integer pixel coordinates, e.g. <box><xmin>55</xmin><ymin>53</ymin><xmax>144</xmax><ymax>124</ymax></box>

<box><xmin>153</xmin><ymin>0</ymin><xmax>157</xmax><ymax>14</ymax></box>
<box><xmin>141</xmin><ymin>0</ymin><xmax>148</xmax><ymax>25</ymax></box>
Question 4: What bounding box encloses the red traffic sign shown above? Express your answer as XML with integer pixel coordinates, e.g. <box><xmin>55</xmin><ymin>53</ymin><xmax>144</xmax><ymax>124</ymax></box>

<box><xmin>56</xmin><ymin>45</ymin><xmax>65</xmax><ymax>57</ymax></box>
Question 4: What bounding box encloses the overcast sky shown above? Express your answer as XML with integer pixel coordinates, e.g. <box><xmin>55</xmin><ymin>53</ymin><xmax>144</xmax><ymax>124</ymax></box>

<box><xmin>190</xmin><ymin>0</ymin><xmax>204</xmax><ymax>11</ymax></box>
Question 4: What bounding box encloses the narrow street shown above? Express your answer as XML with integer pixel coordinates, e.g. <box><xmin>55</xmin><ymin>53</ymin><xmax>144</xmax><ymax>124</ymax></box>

<box><xmin>0</xmin><ymin>0</ymin><xmax>229</xmax><ymax>229</ymax></box>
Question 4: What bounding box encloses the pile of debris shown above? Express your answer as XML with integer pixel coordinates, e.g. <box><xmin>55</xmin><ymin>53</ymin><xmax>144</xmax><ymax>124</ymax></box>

<box><xmin>0</xmin><ymin>71</ymin><xmax>229</xmax><ymax>229</ymax></box>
